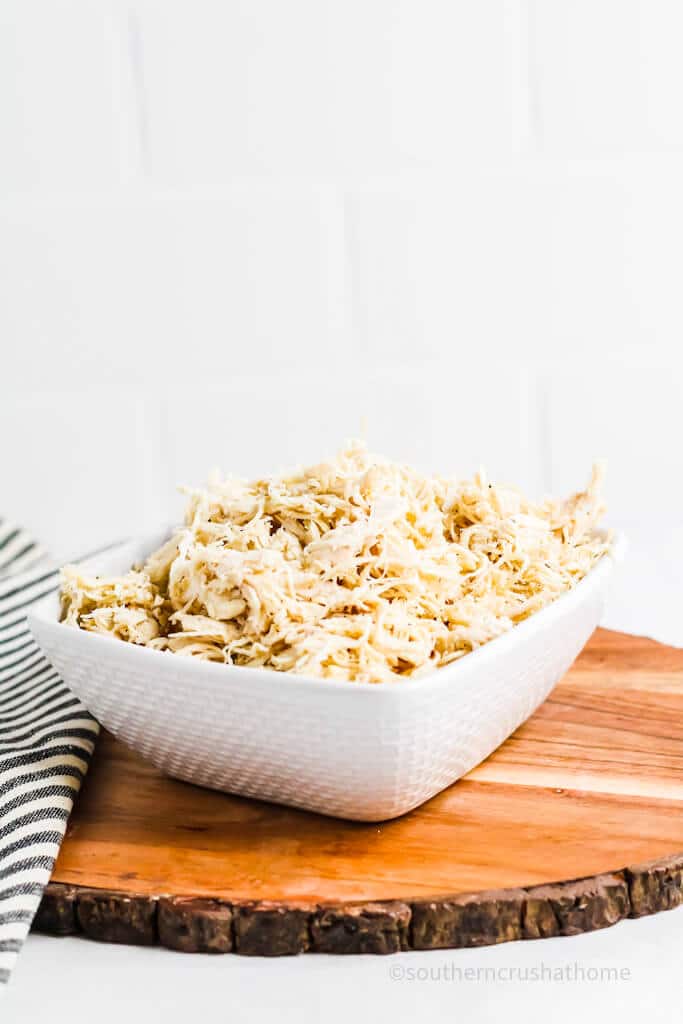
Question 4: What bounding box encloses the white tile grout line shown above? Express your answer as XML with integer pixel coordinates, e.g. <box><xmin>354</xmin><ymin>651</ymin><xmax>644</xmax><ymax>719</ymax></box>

<box><xmin>522</xmin><ymin>0</ymin><xmax>545</xmax><ymax>154</ymax></box>
<box><xmin>101</xmin><ymin>0</ymin><xmax>145</xmax><ymax>187</ymax></box>
<box><xmin>124</xmin><ymin>4</ymin><xmax>151</xmax><ymax>181</ymax></box>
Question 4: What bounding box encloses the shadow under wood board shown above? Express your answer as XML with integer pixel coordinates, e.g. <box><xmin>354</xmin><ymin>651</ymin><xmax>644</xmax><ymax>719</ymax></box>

<box><xmin>33</xmin><ymin>628</ymin><xmax>683</xmax><ymax>955</ymax></box>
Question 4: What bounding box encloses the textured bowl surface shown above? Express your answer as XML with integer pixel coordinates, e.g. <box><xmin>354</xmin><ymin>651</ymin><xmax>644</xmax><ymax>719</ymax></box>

<box><xmin>28</xmin><ymin>529</ymin><xmax>623</xmax><ymax>821</ymax></box>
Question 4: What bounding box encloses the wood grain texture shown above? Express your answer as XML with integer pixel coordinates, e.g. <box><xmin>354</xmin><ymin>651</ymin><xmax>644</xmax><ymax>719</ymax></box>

<box><xmin>32</xmin><ymin>629</ymin><xmax>683</xmax><ymax>954</ymax></box>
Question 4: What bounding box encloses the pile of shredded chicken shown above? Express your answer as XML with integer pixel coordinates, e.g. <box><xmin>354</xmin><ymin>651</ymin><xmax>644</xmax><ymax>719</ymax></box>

<box><xmin>60</xmin><ymin>444</ymin><xmax>610</xmax><ymax>683</ymax></box>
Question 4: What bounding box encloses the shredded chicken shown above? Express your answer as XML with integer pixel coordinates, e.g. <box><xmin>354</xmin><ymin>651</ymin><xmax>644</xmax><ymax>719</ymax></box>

<box><xmin>60</xmin><ymin>443</ymin><xmax>610</xmax><ymax>683</ymax></box>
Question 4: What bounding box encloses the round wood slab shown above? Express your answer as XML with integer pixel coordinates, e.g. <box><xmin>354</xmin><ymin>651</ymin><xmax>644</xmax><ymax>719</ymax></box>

<box><xmin>34</xmin><ymin>629</ymin><xmax>683</xmax><ymax>955</ymax></box>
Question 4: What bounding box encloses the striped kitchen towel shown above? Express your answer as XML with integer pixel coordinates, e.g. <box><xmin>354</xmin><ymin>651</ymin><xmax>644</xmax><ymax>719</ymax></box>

<box><xmin>0</xmin><ymin>521</ymin><xmax>99</xmax><ymax>985</ymax></box>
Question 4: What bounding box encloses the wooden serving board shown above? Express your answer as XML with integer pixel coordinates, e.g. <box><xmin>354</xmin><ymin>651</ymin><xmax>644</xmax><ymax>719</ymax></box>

<box><xmin>34</xmin><ymin>629</ymin><xmax>683</xmax><ymax>955</ymax></box>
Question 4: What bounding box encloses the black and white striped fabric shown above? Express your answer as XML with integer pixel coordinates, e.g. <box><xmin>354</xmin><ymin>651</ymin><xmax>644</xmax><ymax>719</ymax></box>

<box><xmin>0</xmin><ymin>521</ymin><xmax>99</xmax><ymax>984</ymax></box>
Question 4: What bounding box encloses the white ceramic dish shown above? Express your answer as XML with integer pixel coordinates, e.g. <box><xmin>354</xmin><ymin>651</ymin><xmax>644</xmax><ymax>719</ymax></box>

<box><xmin>28</xmin><ymin>528</ymin><xmax>624</xmax><ymax>822</ymax></box>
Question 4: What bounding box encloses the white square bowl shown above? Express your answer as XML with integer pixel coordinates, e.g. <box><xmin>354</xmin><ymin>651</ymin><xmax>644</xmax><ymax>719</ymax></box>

<box><xmin>27</xmin><ymin>529</ymin><xmax>624</xmax><ymax>822</ymax></box>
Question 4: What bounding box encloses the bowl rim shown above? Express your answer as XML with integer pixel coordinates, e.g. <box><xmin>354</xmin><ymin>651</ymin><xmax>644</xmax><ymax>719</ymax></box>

<box><xmin>27</xmin><ymin>528</ymin><xmax>625</xmax><ymax>697</ymax></box>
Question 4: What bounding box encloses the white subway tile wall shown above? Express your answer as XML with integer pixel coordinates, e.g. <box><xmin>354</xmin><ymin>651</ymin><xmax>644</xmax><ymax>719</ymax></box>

<box><xmin>161</xmin><ymin>363</ymin><xmax>539</xmax><ymax>500</ymax></box>
<box><xmin>530</xmin><ymin>0</ymin><xmax>683</xmax><ymax>153</ymax></box>
<box><xmin>0</xmin><ymin>196</ymin><xmax>184</xmax><ymax>389</ymax></box>
<box><xmin>0</xmin><ymin>0</ymin><xmax>141</xmax><ymax>190</ymax></box>
<box><xmin>134</xmin><ymin>0</ymin><xmax>530</xmax><ymax>180</ymax></box>
<box><xmin>1</xmin><ymin>0</ymin><xmax>682</xmax><ymax>556</ymax></box>
<box><xmin>0</xmin><ymin>394</ymin><xmax>166</xmax><ymax>559</ymax></box>
<box><xmin>348</xmin><ymin>169</ymin><xmax>541</xmax><ymax>364</ymax></box>
<box><xmin>545</xmin><ymin>368</ymin><xmax>682</xmax><ymax>528</ymax></box>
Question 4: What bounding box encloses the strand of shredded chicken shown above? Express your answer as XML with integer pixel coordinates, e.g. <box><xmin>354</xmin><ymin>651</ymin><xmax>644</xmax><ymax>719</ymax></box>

<box><xmin>60</xmin><ymin>443</ymin><xmax>610</xmax><ymax>683</ymax></box>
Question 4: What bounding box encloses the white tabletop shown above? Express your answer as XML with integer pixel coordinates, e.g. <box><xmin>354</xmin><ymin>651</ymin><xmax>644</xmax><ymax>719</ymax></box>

<box><xmin>5</xmin><ymin>526</ymin><xmax>683</xmax><ymax>1023</ymax></box>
